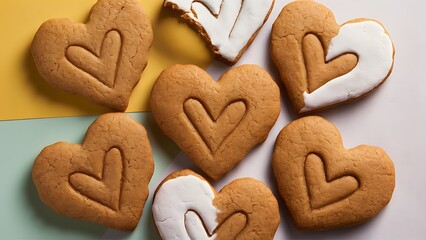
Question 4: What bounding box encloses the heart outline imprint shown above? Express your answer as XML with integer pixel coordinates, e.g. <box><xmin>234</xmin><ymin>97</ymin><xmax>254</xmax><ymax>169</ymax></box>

<box><xmin>271</xmin><ymin>0</ymin><xmax>394</xmax><ymax>113</ymax></box>
<box><xmin>152</xmin><ymin>169</ymin><xmax>280</xmax><ymax>240</ymax></box>
<box><xmin>150</xmin><ymin>64</ymin><xmax>280</xmax><ymax>181</ymax></box>
<box><xmin>32</xmin><ymin>113</ymin><xmax>154</xmax><ymax>230</ymax></box>
<box><xmin>31</xmin><ymin>0</ymin><xmax>153</xmax><ymax>111</ymax></box>
<box><xmin>273</xmin><ymin>116</ymin><xmax>395</xmax><ymax>230</ymax></box>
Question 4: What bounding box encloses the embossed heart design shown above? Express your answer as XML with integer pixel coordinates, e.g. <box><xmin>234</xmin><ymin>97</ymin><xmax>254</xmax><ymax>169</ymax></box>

<box><xmin>65</xmin><ymin>30</ymin><xmax>122</xmax><ymax>89</ymax></box>
<box><xmin>184</xmin><ymin>98</ymin><xmax>246</xmax><ymax>154</ymax></box>
<box><xmin>31</xmin><ymin>0</ymin><xmax>153</xmax><ymax>111</ymax></box>
<box><xmin>32</xmin><ymin>113</ymin><xmax>154</xmax><ymax>230</ymax></box>
<box><xmin>69</xmin><ymin>147</ymin><xmax>123</xmax><ymax>211</ymax></box>
<box><xmin>164</xmin><ymin>0</ymin><xmax>274</xmax><ymax>64</ymax></box>
<box><xmin>151</xmin><ymin>64</ymin><xmax>280</xmax><ymax>181</ymax></box>
<box><xmin>273</xmin><ymin>116</ymin><xmax>395</xmax><ymax>230</ymax></box>
<box><xmin>152</xmin><ymin>169</ymin><xmax>280</xmax><ymax>240</ymax></box>
<box><xmin>271</xmin><ymin>1</ymin><xmax>394</xmax><ymax>113</ymax></box>
<box><xmin>304</xmin><ymin>154</ymin><xmax>359</xmax><ymax>210</ymax></box>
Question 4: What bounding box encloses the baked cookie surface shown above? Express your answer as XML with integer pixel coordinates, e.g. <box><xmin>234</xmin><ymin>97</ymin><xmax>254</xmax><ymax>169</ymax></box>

<box><xmin>32</xmin><ymin>113</ymin><xmax>154</xmax><ymax>230</ymax></box>
<box><xmin>271</xmin><ymin>0</ymin><xmax>394</xmax><ymax>113</ymax></box>
<box><xmin>31</xmin><ymin>0</ymin><xmax>153</xmax><ymax>111</ymax></box>
<box><xmin>272</xmin><ymin>116</ymin><xmax>395</xmax><ymax>230</ymax></box>
<box><xmin>150</xmin><ymin>64</ymin><xmax>280</xmax><ymax>181</ymax></box>
<box><xmin>164</xmin><ymin>0</ymin><xmax>275</xmax><ymax>65</ymax></box>
<box><xmin>152</xmin><ymin>169</ymin><xmax>280</xmax><ymax>239</ymax></box>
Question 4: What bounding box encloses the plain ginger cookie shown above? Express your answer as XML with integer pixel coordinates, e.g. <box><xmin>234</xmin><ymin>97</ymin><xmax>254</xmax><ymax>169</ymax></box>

<box><xmin>150</xmin><ymin>64</ymin><xmax>280</xmax><ymax>181</ymax></box>
<box><xmin>32</xmin><ymin>113</ymin><xmax>154</xmax><ymax>231</ymax></box>
<box><xmin>272</xmin><ymin>116</ymin><xmax>395</xmax><ymax>230</ymax></box>
<box><xmin>31</xmin><ymin>0</ymin><xmax>153</xmax><ymax>111</ymax></box>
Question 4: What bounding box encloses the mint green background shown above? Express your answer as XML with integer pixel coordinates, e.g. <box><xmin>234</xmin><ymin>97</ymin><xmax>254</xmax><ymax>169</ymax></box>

<box><xmin>0</xmin><ymin>113</ymin><xmax>178</xmax><ymax>239</ymax></box>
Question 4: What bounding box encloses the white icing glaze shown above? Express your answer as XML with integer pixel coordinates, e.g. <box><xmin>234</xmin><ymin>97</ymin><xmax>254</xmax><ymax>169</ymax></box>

<box><xmin>300</xmin><ymin>21</ymin><xmax>394</xmax><ymax>113</ymax></box>
<box><xmin>185</xmin><ymin>211</ymin><xmax>216</xmax><ymax>240</ymax></box>
<box><xmin>152</xmin><ymin>175</ymin><xmax>218</xmax><ymax>240</ymax></box>
<box><xmin>164</xmin><ymin>0</ymin><xmax>274</xmax><ymax>62</ymax></box>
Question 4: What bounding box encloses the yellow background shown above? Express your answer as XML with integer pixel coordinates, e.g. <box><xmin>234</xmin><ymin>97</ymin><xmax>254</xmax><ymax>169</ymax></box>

<box><xmin>0</xmin><ymin>0</ymin><xmax>212</xmax><ymax>120</ymax></box>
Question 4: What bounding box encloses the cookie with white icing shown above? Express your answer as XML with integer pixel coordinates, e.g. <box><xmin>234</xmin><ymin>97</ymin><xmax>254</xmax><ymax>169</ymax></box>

<box><xmin>271</xmin><ymin>0</ymin><xmax>395</xmax><ymax>113</ymax></box>
<box><xmin>273</xmin><ymin>116</ymin><xmax>395</xmax><ymax>230</ymax></box>
<box><xmin>164</xmin><ymin>0</ymin><xmax>275</xmax><ymax>65</ymax></box>
<box><xmin>152</xmin><ymin>169</ymin><xmax>280</xmax><ymax>239</ymax></box>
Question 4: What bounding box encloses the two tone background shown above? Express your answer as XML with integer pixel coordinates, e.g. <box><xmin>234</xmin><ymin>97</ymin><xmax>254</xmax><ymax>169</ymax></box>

<box><xmin>1</xmin><ymin>0</ymin><xmax>425</xmax><ymax>239</ymax></box>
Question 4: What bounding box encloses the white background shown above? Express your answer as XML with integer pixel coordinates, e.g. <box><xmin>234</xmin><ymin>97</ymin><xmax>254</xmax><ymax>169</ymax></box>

<box><xmin>158</xmin><ymin>0</ymin><xmax>426</xmax><ymax>239</ymax></box>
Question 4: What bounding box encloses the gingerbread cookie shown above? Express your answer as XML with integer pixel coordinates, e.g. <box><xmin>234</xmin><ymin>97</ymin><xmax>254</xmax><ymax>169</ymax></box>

<box><xmin>152</xmin><ymin>169</ymin><xmax>280</xmax><ymax>239</ymax></box>
<box><xmin>32</xmin><ymin>113</ymin><xmax>154</xmax><ymax>231</ymax></box>
<box><xmin>271</xmin><ymin>0</ymin><xmax>394</xmax><ymax>113</ymax></box>
<box><xmin>272</xmin><ymin>116</ymin><xmax>395</xmax><ymax>230</ymax></box>
<box><xmin>31</xmin><ymin>0</ymin><xmax>153</xmax><ymax>111</ymax></box>
<box><xmin>150</xmin><ymin>64</ymin><xmax>280</xmax><ymax>181</ymax></box>
<box><xmin>164</xmin><ymin>0</ymin><xmax>275</xmax><ymax>65</ymax></box>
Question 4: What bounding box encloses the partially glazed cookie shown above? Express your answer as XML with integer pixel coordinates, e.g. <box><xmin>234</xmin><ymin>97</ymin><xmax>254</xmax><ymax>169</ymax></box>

<box><xmin>152</xmin><ymin>169</ymin><xmax>280</xmax><ymax>239</ymax></box>
<box><xmin>32</xmin><ymin>113</ymin><xmax>154</xmax><ymax>230</ymax></box>
<box><xmin>272</xmin><ymin>116</ymin><xmax>395</xmax><ymax>230</ymax></box>
<box><xmin>271</xmin><ymin>0</ymin><xmax>394</xmax><ymax>113</ymax></box>
<box><xmin>31</xmin><ymin>0</ymin><xmax>153</xmax><ymax>111</ymax></box>
<box><xmin>164</xmin><ymin>0</ymin><xmax>275</xmax><ymax>65</ymax></box>
<box><xmin>150</xmin><ymin>64</ymin><xmax>280</xmax><ymax>181</ymax></box>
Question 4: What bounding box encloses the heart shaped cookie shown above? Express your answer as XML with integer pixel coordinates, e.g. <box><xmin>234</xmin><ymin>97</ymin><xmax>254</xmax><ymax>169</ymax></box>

<box><xmin>272</xmin><ymin>116</ymin><xmax>395</xmax><ymax>230</ymax></box>
<box><xmin>31</xmin><ymin>0</ymin><xmax>153</xmax><ymax>111</ymax></box>
<box><xmin>150</xmin><ymin>64</ymin><xmax>280</xmax><ymax>181</ymax></box>
<box><xmin>152</xmin><ymin>169</ymin><xmax>280</xmax><ymax>239</ymax></box>
<box><xmin>32</xmin><ymin>113</ymin><xmax>154</xmax><ymax>230</ymax></box>
<box><xmin>164</xmin><ymin>0</ymin><xmax>275</xmax><ymax>65</ymax></box>
<box><xmin>271</xmin><ymin>0</ymin><xmax>395</xmax><ymax>113</ymax></box>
